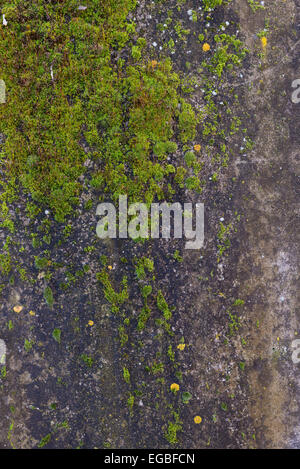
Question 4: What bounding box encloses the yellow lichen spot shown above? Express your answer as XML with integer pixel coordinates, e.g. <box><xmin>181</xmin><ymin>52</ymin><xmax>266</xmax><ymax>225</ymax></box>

<box><xmin>277</xmin><ymin>337</ymin><xmax>280</xmax><ymax>342</ymax></box>
<box><xmin>151</xmin><ymin>60</ymin><xmax>158</xmax><ymax>68</ymax></box>
<box><xmin>194</xmin><ymin>144</ymin><xmax>201</xmax><ymax>152</ymax></box>
<box><xmin>13</xmin><ymin>305</ymin><xmax>23</xmax><ymax>313</ymax></box>
<box><xmin>108</xmin><ymin>265</ymin><xmax>113</xmax><ymax>270</ymax></box>
<box><xmin>29</xmin><ymin>310</ymin><xmax>35</xmax><ymax>316</ymax></box>
<box><xmin>261</xmin><ymin>36</ymin><xmax>267</xmax><ymax>49</ymax></box>
<box><xmin>170</xmin><ymin>383</ymin><xmax>180</xmax><ymax>392</ymax></box>
<box><xmin>202</xmin><ymin>43</ymin><xmax>210</xmax><ymax>52</ymax></box>
<box><xmin>194</xmin><ymin>415</ymin><xmax>202</xmax><ymax>424</ymax></box>
<box><xmin>177</xmin><ymin>343</ymin><xmax>185</xmax><ymax>351</ymax></box>
<box><xmin>88</xmin><ymin>320</ymin><xmax>94</xmax><ymax>326</ymax></box>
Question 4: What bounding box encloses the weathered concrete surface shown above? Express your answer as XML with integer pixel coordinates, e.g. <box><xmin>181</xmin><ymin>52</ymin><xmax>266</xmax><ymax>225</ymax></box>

<box><xmin>234</xmin><ymin>0</ymin><xmax>300</xmax><ymax>448</ymax></box>
<box><xmin>0</xmin><ymin>0</ymin><xmax>299</xmax><ymax>449</ymax></box>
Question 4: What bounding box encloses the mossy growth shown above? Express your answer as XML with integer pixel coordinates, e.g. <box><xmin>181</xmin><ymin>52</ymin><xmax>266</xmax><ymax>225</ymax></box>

<box><xmin>43</xmin><ymin>285</ymin><xmax>54</xmax><ymax>308</ymax></box>
<box><xmin>97</xmin><ymin>270</ymin><xmax>128</xmax><ymax>314</ymax></box>
<box><xmin>123</xmin><ymin>366</ymin><xmax>130</xmax><ymax>384</ymax></box>
<box><xmin>157</xmin><ymin>290</ymin><xmax>172</xmax><ymax>321</ymax></box>
<box><xmin>0</xmin><ymin>0</ymin><xmax>198</xmax><ymax>224</ymax></box>
<box><xmin>164</xmin><ymin>412</ymin><xmax>182</xmax><ymax>445</ymax></box>
<box><xmin>135</xmin><ymin>257</ymin><xmax>154</xmax><ymax>280</ymax></box>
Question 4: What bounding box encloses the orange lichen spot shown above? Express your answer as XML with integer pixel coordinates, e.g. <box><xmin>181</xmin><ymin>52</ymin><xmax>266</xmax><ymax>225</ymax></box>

<box><xmin>170</xmin><ymin>383</ymin><xmax>180</xmax><ymax>392</ymax></box>
<box><xmin>88</xmin><ymin>320</ymin><xmax>94</xmax><ymax>326</ymax></box>
<box><xmin>194</xmin><ymin>144</ymin><xmax>201</xmax><ymax>152</ymax></box>
<box><xmin>151</xmin><ymin>60</ymin><xmax>158</xmax><ymax>68</ymax></box>
<box><xmin>261</xmin><ymin>36</ymin><xmax>267</xmax><ymax>49</ymax></box>
<box><xmin>194</xmin><ymin>415</ymin><xmax>202</xmax><ymax>424</ymax></box>
<box><xmin>13</xmin><ymin>305</ymin><xmax>23</xmax><ymax>313</ymax></box>
<box><xmin>177</xmin><ymin>343</ymin><xmax>185</xmax><ymax>351</ymax></box>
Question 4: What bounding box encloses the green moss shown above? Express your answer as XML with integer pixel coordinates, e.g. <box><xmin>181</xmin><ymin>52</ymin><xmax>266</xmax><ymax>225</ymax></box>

<box><xmin>135</xmin><ymin>257</ymin><xmax>154</xmax><ymax>280</ymax></box>
<box><xmin>181</xmin><ymin>391</ymin><xmax>192</xmax><ymax>404</ymax></box>
<box><xmin>97</xmin><ymin>270</ymin><xmax>128</xmax><ymax>313</ymax></box>
<box><xmin>34</xmin><ymin>256</ymin><xmax>48</xmax><ymax>270</ymax></box>
<box><xmin>164</xmin><ymin>412</ymin><xmax>182</xmax><ymax>444</ymax></box>
<box><xmin>137</xmin><ymin>306</ymin><xmax>151</xmax><ymax>331</ymax></box>
<box><xmin>118</xmin><ymin>326</ymin><xmax>129</xmax><ymax>347</ymax></box>
<box><xmin>157</xmin><ymin>290</ymin><xmax>172</xmax><ymax>321</ymax></box>
<box><xmin>38</xmin><ymin>433</ymin><xmax>51</xmax><ymax>449</ymax></box>
<box><xmin>123</xmin><ymin>366</ymin><xmax>130</xmax><ymax>384</ymax></box>
<box><xmin>0</xmin><ymin>0</ymin><xmax>197</xmax><ymax>220</ymax></box>
<box><xmin>24</xmin><ymin>339</ymin><xmax>34</xmax><ymax>352</ymax></box>
<box><xmin>178</xmin><ymin>100</ymin><xmax>197</xmax><ymax>143</ymax></box>
<box><xmin>43</xmin><ymin>285</ymin><xmax>54</xmax><ymax>308</ymax></box>
<box><xmin>247</xmin><ymin>0</ymin><xmax>265</xmax><ymax>12</ymax></box>
<box><xmin>141</xmin><ymin>284</ymin><xmax>152</xmax><ymax>300</ymax></box>
<box><xmin>184</xmin><ymin>151</ymin><xmax>196</xmax><ymax>168</ymax></box>
<box><xmin>80</xmin><ymin>354</ymin><xmax>94</xmax><ymax>368</ymax></box>
<box><xmin>167</xmin><ymin>345</ymin><xmax>175</xmax><ymax>362</ymax></box>
<box><xmin>173</xmin><ymin>250</ymin><xmax>183</xmax><ymax>262</ymax></box>
<box><xmin>52</xmin><ymin>328</ymin><xmax>61</xmax><ymax>344</ymax></box>
<box><xmin>239</xmin><ymin>362</ymin><xmax>245</xmax><ymax>371</ymax></box>
<box><xmin>127</xmin><ymin>393</ymin><xmax>135</xmax><ymax>414</ymax></box>
<box><xmin>203</xmin><ymin>0</ymin><xmax>223</xmax><ymax>10</ymax></box>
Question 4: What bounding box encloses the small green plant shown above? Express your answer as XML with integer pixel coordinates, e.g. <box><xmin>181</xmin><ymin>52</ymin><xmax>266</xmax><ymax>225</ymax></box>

<box><xmin>34</xmin><ymin>256</ymin><xmax>48</xmax><ymax>270</ymax></box>
<box><xmin>7</xmin><ymin>320</ymin><xmax>13</xmax><ymax>330</ymax></box>
<box><xmin>137</xmin><ymin>306</ymin><xmax>151</xmax><ymax>331</ymax></box>
<box><xmin>221</xmin><ymin>402</ymin><xmax>228</xmax><ymax>411</ymax></box>
<box><xmin>173</xmin><ymin>250</ymin><xmax>183</xmax><ymax>262</ymax></box>
<box><xmin>123</xmin><ymin>367</ymin><xmax>130</xmax><ymax>384</ymax></box>
<box><xmin>43</xmin><ymin>286</ymin><xmax>54</xmax><ymax>308</ymax></box>
<box><xmin>248</xmin><ymin>0</ymin><xmax>265</xmax><ymax>12</ymax></box>
<box><xmin>181</xmin><ymin>392</ymin><xmax>192</xmax><ymax>404</ymax></box>
<box><xmin>52</xmin><ymin>328</ymin><xmax>61</xmax><ymax>344</ymax></box>
<box><xmin>157</xmin><ymin>290</ymin><xmax>172</xmax><ymax>321</ymax></box>
<box><xmin>233</xmin><ymin>299</ymin><xmax>245</xmax><ymax>307</ymax></box>
<box><xmin>1</xmin><ymin>366</ymin><xmax>7</xmax><ymax>379</ymax></box>
<box><xmin>38</xmin><ymin>434</ymin><xmax>51</xmax><ymax>448</ymax></box>
<box><xmin>203</xmin><ymin>0</ymin><xmax>223</xmax><ymax>10</ymax></box>
<box><xmin>135</xmin><ymin>257</ymin><xmax>154</xmax><ymax>279</ymax></box>
<box><xmin>167</xmin><ymin>345</ymin><xmax>175</xmax><ymax>362</ymax></box>
<box><xmin>80</xmin><ymin>354</ymin><xmax>94</xmax><ymax>368</ymax></box>
<box><xmin>141</xmin><ymin>285</ymin><xmax>152</xmax><ymax>300</ymax></box>
<box><xmin>118</xmin><ymin>326</ymin><xmax>129</xmax><ymax>347</ymax></box>
<box><xmin>24</xmin><ymin>339</ymin><xmax>34</xmax><ymax>352</ymax></box>
<box><xmin>228</xmin><ymin>312</ymin><xmax>241</xmax><ymax>335</ymax></box>
<box><xmin>127</xmin><ymin>394</ymin><xmax>134</xmax><ymax>415</ymax></box>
